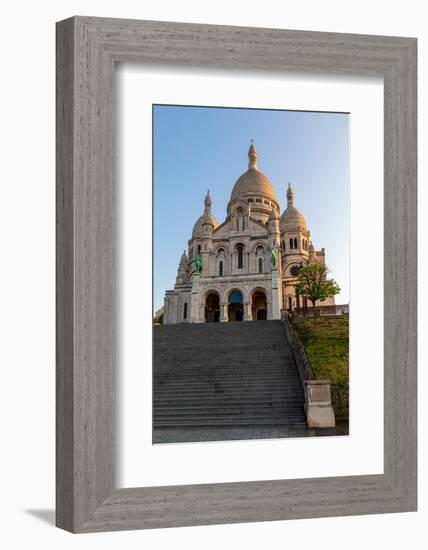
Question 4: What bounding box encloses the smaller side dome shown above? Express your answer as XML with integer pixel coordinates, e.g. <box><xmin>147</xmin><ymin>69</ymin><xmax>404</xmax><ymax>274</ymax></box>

<box><xmin>280</xmin><ymin>206</ymin><xmax>307</xmax><ymax>230</ymax></box>
<box><xmin>192</xmin><ymin>190</ymin><xmax>219</xmax><ymax>238</ymax></box>
<box><xmin>192</xmin><ymin>213</ymin><xmax>219</xmax><ymax>238</ymax></box>
<box><xmin>280</xmin><ymin>183</ymin><xmax>307</xmax><ymax>231</ymax></box>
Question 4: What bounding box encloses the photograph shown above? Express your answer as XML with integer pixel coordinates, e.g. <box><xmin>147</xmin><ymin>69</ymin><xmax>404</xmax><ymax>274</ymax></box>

<box><xmin>153</xmin><ymin>104</ymin><xmax>350</xmax><ymax>444</ymax></box>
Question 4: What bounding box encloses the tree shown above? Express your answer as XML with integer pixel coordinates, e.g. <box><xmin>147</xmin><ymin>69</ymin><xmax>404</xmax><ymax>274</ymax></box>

<box><xmin>294</xmin><ymin>262</ymin><xmax>340</xmax><ymax>308</ymax></box>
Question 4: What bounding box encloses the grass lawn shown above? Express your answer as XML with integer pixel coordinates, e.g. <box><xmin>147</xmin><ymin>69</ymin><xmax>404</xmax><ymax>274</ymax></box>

<box><xmin>292</xmin><ymin>316</ymin><xmax>349</xmax><ymax>390</ymax></box>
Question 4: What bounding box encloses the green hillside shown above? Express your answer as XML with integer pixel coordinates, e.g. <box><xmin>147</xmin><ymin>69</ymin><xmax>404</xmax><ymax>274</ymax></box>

<box><xmin>292</xmin><ymin>316</ymin><xmax>349</xmax><ymax>417</ymax></box>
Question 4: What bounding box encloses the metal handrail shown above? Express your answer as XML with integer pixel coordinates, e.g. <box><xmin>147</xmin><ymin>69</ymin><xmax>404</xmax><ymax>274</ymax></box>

<box><xmin>281</xmin><ymin>314</ymin><xmax>316</xmax><ymax>382</ymax></box>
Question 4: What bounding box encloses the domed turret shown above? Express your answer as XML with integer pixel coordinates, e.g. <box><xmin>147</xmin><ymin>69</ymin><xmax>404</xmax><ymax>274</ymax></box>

<box><xmin>280</xmin><ymin>183</ymin><xmax>307</xmax><ymax>231</ymax></box>
<box><xmin>192</xmin><ymin>190</ymin><xmax>219</xmax><ymax>238</ymax></box>
<box><xmin>228</xmin><ymin>143</ymin><xmax>279</xmax><ymax>223</ymax></box>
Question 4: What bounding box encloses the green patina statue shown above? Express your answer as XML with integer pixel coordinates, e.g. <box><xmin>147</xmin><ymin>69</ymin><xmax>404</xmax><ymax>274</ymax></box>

<box><xmin>271</xmin><ymin>248</ymin><xmax>278</xmax><ymax>268</ymax></box>
<box><xmin>195</xmin><ymin>254</ymin><xmax>203</xmax><ymax>274</ymax></box>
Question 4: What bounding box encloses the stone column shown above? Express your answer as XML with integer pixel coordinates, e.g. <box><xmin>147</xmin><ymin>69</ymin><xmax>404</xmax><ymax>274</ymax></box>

<box><xmin>242</xmin><ymin>302</ymin><xmax>247</xmax><ymax>321</ymax></box>
<box><xmin>271</xmin><ymin>267</ymin><xmax>282</xmax><ymax>320</ymax></box>
<box><xmin>190</xmin><ymin>273</ymin><xmax>201</xmax><ymax>323</ymax></box>
<box><xmin>245</xmin><ymin>302</ymin><xmax>252</xmax><ymax>321</ymax></box>
<box><xmin>220</xmin><ymin>302</ymin><xmax>228</xmax><ymax>322</ymax></box>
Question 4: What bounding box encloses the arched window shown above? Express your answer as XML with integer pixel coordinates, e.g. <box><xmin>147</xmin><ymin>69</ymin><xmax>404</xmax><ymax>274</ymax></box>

<box><xmin>197</xmin><ymin>244</ymin><xmax>201</xmax><ymax>255</ymax></box>
<box><xmin>289</xmin><ymin>238</ymin><xmax>293</xmax><ymax>250</ymax></box>
<box><xmin>258</xmin><ymin>257</ymin><xmax>263</xmax><ymax>273</ymax></box>
<box><xmin>288</xmin><ymin>296</ymin><xmax>293</xmax><ymax>311</ymax></box>
<box><xmin>219</xmin><ymin>260</ymin><xmax>223</xmax><ymax>276</ymax></box>
<box><xmin>183</xmin><ymin>302</ymin><xmax>188</xmax><ymax>320</ymax></box>
<box><xmin>237</xmin><ymin>244</ymin><xmax>244</xmax><ymax>269</ymax></box>
<box><xmin>294</xmin><ymin>237</ymin><xmax>298</xmax><ymax>249</ymax></box>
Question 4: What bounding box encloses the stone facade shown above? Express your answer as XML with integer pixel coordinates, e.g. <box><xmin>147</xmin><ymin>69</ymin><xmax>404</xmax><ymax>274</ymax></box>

<box><xmin>163</xmin><ymin>143</ymin><xmax>335</xmax><ymax>324</ymax></box>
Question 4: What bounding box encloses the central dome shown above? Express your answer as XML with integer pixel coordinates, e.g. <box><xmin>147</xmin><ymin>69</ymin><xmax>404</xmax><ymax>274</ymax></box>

<box><xmin>230</xmin><ymin>143</ymin><xmax>278</xmax><ymax>204</ymax></box>
<box><xmin>230</xmin><ymin>169</ymin><xmax>277</xmax><ymax>202</ymax></box>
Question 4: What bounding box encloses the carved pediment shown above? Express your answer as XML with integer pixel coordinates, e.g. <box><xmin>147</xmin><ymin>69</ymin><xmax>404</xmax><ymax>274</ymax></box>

<box><xmin>247</xmin><ymin>217</ymin><xmax>268</xmax><ymax>233</ymax></box>
<box><xmin>212</xmin><ymin>217</ymin><xmax>267</xmax><ymax>239</ymax></box>
<box><xmin>212</xmin><ymin>219</ymin><xmax>232</xmax><ymax>238</ymax></box>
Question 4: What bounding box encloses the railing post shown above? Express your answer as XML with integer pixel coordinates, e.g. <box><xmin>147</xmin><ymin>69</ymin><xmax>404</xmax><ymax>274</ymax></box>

<box><xmin>304</xmin><ymin>381</ymin><xmax>336</xmax><ymax>428</ymax></box>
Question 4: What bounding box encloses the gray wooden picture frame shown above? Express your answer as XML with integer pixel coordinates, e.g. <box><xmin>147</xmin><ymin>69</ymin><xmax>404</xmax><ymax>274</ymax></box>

<box><xmin>56</xmin><ymin>16</ymin><xmax>417</xmax><ymax>533</ymax></box>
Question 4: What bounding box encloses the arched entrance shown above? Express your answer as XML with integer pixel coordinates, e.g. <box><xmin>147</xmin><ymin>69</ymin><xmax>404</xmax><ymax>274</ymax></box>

<box><xmin>252</xmin><ymin>289</ymin><xmax>267</xmax><ymax>320</ymax></box>
<box><xmin>228</xmin><ymin>290</ymin><xmax>244</xmax><ymax>322</ymax></box>
<box><xmin>205</xmin><ymin>291</ymin><xmax>220</xmax><ymax>322</ymax></box>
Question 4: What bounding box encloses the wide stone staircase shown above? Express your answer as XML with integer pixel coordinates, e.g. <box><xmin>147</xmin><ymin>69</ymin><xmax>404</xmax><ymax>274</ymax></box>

<box><xmin>153</xmin><ymin>321</ymin><xmax>307</xmax><ymax>429</ymax></box>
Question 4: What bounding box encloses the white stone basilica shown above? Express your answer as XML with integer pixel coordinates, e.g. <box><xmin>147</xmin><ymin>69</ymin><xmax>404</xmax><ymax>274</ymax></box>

<box><xmin>163</xmin><ymin>143</ymin><xmax>334</xmax><ymax>324</ymax></box>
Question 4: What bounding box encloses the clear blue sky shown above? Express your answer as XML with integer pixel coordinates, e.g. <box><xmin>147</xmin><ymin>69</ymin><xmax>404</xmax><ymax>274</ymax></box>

<box><xmin>153</xmin><ymin>105</ymin><xmax>349</xmax><ymax>311</ymax></box>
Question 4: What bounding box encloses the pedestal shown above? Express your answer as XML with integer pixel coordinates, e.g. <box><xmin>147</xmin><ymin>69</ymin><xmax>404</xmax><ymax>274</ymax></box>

<box><xmin>271</xmin><ymin>267</ymin><xmax>282</xmax><ymax>320</ymax></box>
<box><xmin>304</xmin><ymin>381</ymin><xmax>336</xmax><ymax>428</ymax></box>
<box><xmin>190</xmin><ymin>273</ymin><xmax>201</xmax><ymax>323</ymax></box>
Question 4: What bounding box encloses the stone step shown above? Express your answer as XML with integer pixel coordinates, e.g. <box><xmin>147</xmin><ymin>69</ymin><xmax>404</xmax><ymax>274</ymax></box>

<box><xmin>154</xmin><ymin>379</ymin><xmax>303</xmax><ymax>386</ymax></box>
<box><xmin>155</xmin><ymin>380</ymin><xmax>303</xmax><ymax>394</ymax></box>
<box><xmin>155</xmin><ymin>386</ymin><xmax>301</xmax><ymax>395</ymax></box>
<box><xmin>153</xmin><ymin>400</ymin><xmax>305</xmax><ymax>407</ymax></box>
<box><xmin>154</xmin><ymin>422</ymin><xmax>307</xmax><ymax>428</ymax></box>
<box><xmin>154</xmin><ymin>364</ymin><xmax>297</xmax><ymax>370</ymax></box>
<box><xmin>154</xmin><ymin>360</ymin><xmax>294</xmax><ymax>371</ymax></box>
<box><xmin>154</xmin><ymin>408</ymin><xmax>305</xmax><ymax>414</ymax></box>
<box><xmin>154</xmin><ymin>410</ymin><xmax>305</xmax><ymax>417</ymax></box>
<box><xmin>154</xmin><ymin>393</ymin><xmax>303</xmax><ymax>401</ymax></box>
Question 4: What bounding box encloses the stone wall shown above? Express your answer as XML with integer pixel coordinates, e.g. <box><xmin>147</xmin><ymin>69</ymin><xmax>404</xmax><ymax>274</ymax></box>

<box><xmin>286</xmin><ymin>304</ymin><xmax>349</xmax><ymax>319</ymax></box>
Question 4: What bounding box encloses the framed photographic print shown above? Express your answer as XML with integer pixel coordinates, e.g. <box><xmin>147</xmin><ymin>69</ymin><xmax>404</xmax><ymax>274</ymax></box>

<box><xmin>56</xmin><ymin>17</ymin><xmax>417</xmax><ymax>532</ymax></box>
